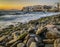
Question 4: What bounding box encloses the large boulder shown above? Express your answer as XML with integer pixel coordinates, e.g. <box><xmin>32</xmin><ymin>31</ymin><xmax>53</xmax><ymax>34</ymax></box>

<box><xmin>45</xmin><ymin>24</ymin><xmax>60</xmax><ymax>39</ymax></box>
<box><xmin>45</xmin><ymin>31</ymin><xmax>57</xmax><ymax>39</ymax></box>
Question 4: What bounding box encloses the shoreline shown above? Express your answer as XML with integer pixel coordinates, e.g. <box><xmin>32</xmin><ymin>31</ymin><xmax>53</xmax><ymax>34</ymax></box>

<box><xmin>0</xmin><ymin>14</ymin><xmax>60</xmax><ymax>31</ymax></box>
<box><xmin>0</xmin><ymin>12</ymin><xmax>60</xmax><ymax>29</ymax></box>
<box><xmin>0</xmin><ymin>14</ymin><xmax>60</xmax><ymax>47</ymax></box>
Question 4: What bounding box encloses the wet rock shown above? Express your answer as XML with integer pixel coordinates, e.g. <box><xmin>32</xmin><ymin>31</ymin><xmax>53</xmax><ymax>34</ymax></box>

<box><xmin>43</xmin><ymin>39</ymin><xmax>54</xmax><ymax>44</ymax></box>
<box><xmin>35</xmin><ymin>35</ymin><xmax>44</xmax><ymax>46</ymax></box>
<box><xmin>23</xmin><ymin>34</ymin><xmax>30</xmax><ymax>44</ymax></box>
<box><xmin>38</xmin><ymin>43</ymin><xmax>44</xmax><ymax>47</ymax></box>
<box><xmin>35</xmin><ymin>36</ymin><xmax>42</xmax><ymax>43</ymax></box>
<box><xmin>29</xmin><ymin>42</ymin><xmax>37</xmax><ymax>47</ymax></box>
<box><xmin>54</xmin><ymin>39</ymin><xmax>60</xmax><ymax>47</ymax></box>
<box><xmin>36</xmin><ymin>26</ymin><xmax>44</xmax><ymax>35</ymax></box>
<box><xmin>0</xmin><ymin>46</ymin><xmax>4</xmax><ymax>47</ymax></box>
<box><xmin>25</xmin><ymin>34</ymin><xmax>30</xmax><ymax>40</ymax></box>
<box><xmin>56</xmin><ymin>25</ymin><xmax>60</xmax><ymax>29</ymax></box>
<box><xmin>8</xmin><ymin>25</ymin><xmax>14</xmax><ymax>28</ymax></box>
<box><xmin>17</xmin><ymin>32</ymin><xmax>28</xmax><ymax>40</ymax></box>
<box><xmin>7</xmin><ymin>32</ymin><xmax>28</xmax><ymax>45</ymax></box>
<box><xmin>45</xmin><ymin>24</ymin><xmax>55</xmax><ymax>28</ymax></box>
<box><xmin>27</xmin><ymin>38</ymin><xmax>35</xmax><ymax>47</ymax></box>
<box><xmin>0</xmin><ymin>36</ymin><xmax>7</xmax><ymax>42</ymax></box>
<box><xmin>45</xmin><ymin>31</ymin><xmax>57</xmax><ymax>39</ymax></box>
<box><xmin>10</xmin><ymin>41</ymin><xmax>21</xmax><ymax>47</ymax></box>
<box><xmin>27</xmin><ymin>26</ymin><xmax>35</xmax><ymax>34</ymax></box>
<box><xmin>45</xmin><ymin>25</ymin><xmax>60</xmax><ymax>39</ymax></box>
<box><xmin>6</xmin><ymin>32</ymin><xmax>18</xmax><ymax>45</ymax></box>
<box><xmin>45</xmin><ymin>44</ymin><xmax>54</xmax><ymax>47</ymax></box>
<box><xmin>23</xmin><ymin>39</ymin><xmax>28</xmax><ymax>44</ymax></box>
<box><xmin>17</xmin><ymin>43</ymin><xmax>25</xmax><ymax>47</ymax></box>
<box><xmin>20</xmin><ymin>30</ymin><xmax>24</xmax><ymax>34</ymax></box>
<box><xmin>36</xmin><ymin>26</ymin><xmax>47</xmax><ymax>39</ymax></box>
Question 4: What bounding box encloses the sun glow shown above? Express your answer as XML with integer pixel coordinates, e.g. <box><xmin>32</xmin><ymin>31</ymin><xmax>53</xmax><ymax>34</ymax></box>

<box><xmin>0</xmin><ymin>0</ymin><xmax>60</xmax><ymax>10</ymax></box>
<box><xmin>0</xmin><ymin>4</ymin><xmax>24</xmax><ymax>10</ymax></box>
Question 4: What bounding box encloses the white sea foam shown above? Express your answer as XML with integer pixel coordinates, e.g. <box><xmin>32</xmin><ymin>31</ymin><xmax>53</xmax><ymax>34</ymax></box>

<box><xmin>0</xmin><ymin>12</ymin><xmax>60</xmax><ymax>28</ymax></box>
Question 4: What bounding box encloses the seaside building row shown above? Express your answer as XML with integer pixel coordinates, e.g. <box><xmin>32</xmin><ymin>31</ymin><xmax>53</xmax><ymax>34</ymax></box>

<box><xmin>22</xmin><ymin>5</ymin><xmax>60</xmax><ymax>12</ymax></box>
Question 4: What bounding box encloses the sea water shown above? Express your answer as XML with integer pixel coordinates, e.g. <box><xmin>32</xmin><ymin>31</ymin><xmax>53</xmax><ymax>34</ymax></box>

<box><xmin>0</xmin><ymin>12</ymin><xmax>60</xmax><ymax>28</ymax></box>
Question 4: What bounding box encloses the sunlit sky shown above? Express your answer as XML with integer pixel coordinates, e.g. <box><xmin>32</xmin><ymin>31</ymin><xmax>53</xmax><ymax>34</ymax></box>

<box><xmin>0</xmin><ymin>0</ymin><xmax>60</xmax><ymax>10</ymax></box>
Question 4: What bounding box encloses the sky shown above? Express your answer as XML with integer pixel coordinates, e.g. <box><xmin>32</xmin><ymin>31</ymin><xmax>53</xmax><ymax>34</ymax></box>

<box><xmin>0</xmin><ymin>0</ymin><xmax>60</xmax><ymax>10</ymax></box>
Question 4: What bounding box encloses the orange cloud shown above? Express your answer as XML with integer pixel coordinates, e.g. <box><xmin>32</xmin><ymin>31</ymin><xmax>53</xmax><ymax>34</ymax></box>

<box><xmin>0</xmin><ymin>2</ymin><xmax>38</xmax><ymax>10</ymax></box>
<box><xmin>0</xmin><ymin>4</ymin><xmax>23</xmax><ymax>10</ymax></box>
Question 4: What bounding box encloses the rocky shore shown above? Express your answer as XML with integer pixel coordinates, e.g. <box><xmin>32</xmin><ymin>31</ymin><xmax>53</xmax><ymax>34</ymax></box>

<box><xmin>0</xmin><ymin>14</ymin><xmax>60</xmax><ymax>47</ymax></box>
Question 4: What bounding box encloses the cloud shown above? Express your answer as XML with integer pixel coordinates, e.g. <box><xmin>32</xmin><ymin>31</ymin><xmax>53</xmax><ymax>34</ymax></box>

<box><xmin>0</xmin><ymin>0</ymin><xmax>60</xmax><ymax>5</ymax></box>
